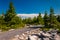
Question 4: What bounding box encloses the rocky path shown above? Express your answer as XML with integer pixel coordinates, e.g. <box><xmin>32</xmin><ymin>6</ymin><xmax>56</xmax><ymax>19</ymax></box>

<box><xmin>11</xmin><ymin>28</ymin><xmax>60</xmax><ymax>40</ymax></box>
<box><xmin>0</xmin><ymin>27</ymin><xmax>39</xmax><ymax>40</ymax></box>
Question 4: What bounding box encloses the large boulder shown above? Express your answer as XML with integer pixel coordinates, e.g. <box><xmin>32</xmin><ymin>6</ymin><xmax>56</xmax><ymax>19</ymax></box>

<box><xmin>28</xmin><ymin>34</ymin><xmax>39</xmax><ymax>40</ymax></box>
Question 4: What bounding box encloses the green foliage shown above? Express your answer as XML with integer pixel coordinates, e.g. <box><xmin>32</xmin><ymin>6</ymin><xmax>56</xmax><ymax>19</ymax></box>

<box><xmin>0</xmin><ymin>16</ymin><xmax>5</xmax><ymax>24</ymax></box>
<box><xmin>0</xmin><ymin>24</ymin><xmax>10</xmax><ymax>31</ymax></box>
<box><xmin>37</xmin><ymin>13</ymin><xmax>44</xmax><ymax>24</ymax></box>
<box><xmin>4</xmin><ymin>2</ymin><xmax>23</xmax><ymax>28</ymax></box>
<box><xmin>0</xmin><ymin>2</ymin><xmax>24</xmax><ymax>31</ymax></box>
<box><xmin>44</xmin><ymin>11</ymin><xmax>49</xmax><ymax>27</ymax></box>
<box><xmin>32</xmin><ymin>16</ymin><xmax>37</xmax><ymax>24</ymax></box>
<box><xmin>4</xmin><ymin>2</ymin><xmax>16</xmax><ymax>22</ymax></box>
<box><xmin>57</xmin><ymin>15</ymin><xmax>60</xmax><ymax>22</ymax></box>
<box><xmin>49</xmin><ymin>7</ymin><xmax>59</xmax><ymax>28</ymax></box>
<box><xmin>25</xmin><ymin>18</ymin><xmax>32</xmax><ymax>24</ymax></box>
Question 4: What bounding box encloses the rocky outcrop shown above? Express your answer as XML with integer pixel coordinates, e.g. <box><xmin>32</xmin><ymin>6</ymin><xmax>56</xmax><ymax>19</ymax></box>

<box><xmin>10</xmin><ymin>28</ymin><xmax>60</xmax><ymax>40</ymax></box>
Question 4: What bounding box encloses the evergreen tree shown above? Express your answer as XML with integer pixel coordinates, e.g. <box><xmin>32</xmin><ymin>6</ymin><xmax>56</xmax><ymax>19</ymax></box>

<box><xmin>0</xmin><ymin>16</ymin><xmax>4</xmax><ymax>24</ymax></box>
<box><xmin>5</xmin><ymin>2</ymin><xmax>16</xmax><ymax>22</ymax></box>
<box><xmin>27</xmin><ymin>18</ymin><xmax>32</xmax><ymax>24</ymax></box>
<box><xmin>32</xmin><ymin>16</ymin><xmax>37</xmax><ymax>24</ymax></box>
<box><xmin>23</xmin><ymin>18</ymin><xmax>32</xmax><ymax>24</ymax></box>
<box><xmin>37</xmin><ymin>13</ymin><xmax>44</xmax><ymax>24</ymax></box>
<box><xmin>49</xmin><ymin>7</ymin><xmax>59</xmax><ymax>28</ymax></box>
<box><xmin>0</xmin><ymin>12</ymin><xmax>5</xmax><ymax>24</ymax></box>
<box><xmin>44</xmin><ymin>11</ymin><xmax>49</xmax><ymax>27</ymax></box>
<box><xmin>57</xmin><ymin>15</ymin><xmax>60</xmax><ymax>22</ymax></box>
<box><xmin>22</xmin><ymin>18</ymin><xmax>27</xmax><ymax>24</ymax></box>
<box><xmin>4</xmin><ymin>2</ymin><xmax>22</xmax><ymax>28</ymax></box>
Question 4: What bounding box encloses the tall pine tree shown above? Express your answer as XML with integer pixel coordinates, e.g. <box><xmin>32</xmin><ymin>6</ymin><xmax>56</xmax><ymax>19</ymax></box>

<box><xmin>4</xmin><ymin>2</ymin><xmax>22</xmax><ymax>28</ymax></box>
<box><xmin>32</xmin><ymin>16</ymin><xmax>37</xmax><ymax>24</ymax></box>
<box><xmin>49</xmin><ymin>7</ymin><xmax>59</xmax><ymax>28</ymax></box>
<box><xmin>5</xmin><ymin>2</ymin><xmax>16</xmax><ymax>22</ymax></box>
<box><xmin>37</xmin><ymin>13</ymin><xmax>44</xmax><ymax>24</ymax></box>
<box><xmin>44</xmin><ymin>11</ymin><xmax>49</xmax><ymax>27</ymax></box>
<box><xmin>57</xmin><ymin>15</ymin><xmax>60</xmax><ymax>22</ymax></box>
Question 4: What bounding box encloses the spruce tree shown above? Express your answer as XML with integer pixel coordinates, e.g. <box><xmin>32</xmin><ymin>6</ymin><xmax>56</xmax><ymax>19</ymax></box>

<box><xmin>37</xmin><ymin>13</ymin><xmax>44</xmax><ymax>24</ymax></box>
<box><xmin>57</xmin><ymin>15</ymin><xmax>60</xmax><ymax>22</ymax></box>
<box><xmin>5</xmin><ymin>2</ymin><xmax>16</xmax><ymax>22</ymax></box>
<box><xmin>32</xmin><ymin>16</ymin><xmax>37</xmax><ymax>24</ymax></box>
<box><xmin>0</xmin><ymin>11</ymin><xmax>5</xmax><ymax>24</ymax></box>
<box><xmin>27</xmin><ymin>17</ymin><xmax>32</xmax><ymax>24</ymax></box>
<box><xmin>4</xmin><ymin>2</ymin><xmax>22</xmax><ymax>28</ymax></box>
<box><xmin>44</xmin><ymin>11</ymin><xmax>49</xmax><ymax>27</ymax></box>
<box><xmin>49</xmin><ymin>7</ymin><xmax>59</xmax><ymax>28</ymax></box>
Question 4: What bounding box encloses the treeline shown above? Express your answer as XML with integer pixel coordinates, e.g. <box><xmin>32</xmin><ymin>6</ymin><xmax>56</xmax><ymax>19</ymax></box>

<box><xmin>23</xmin><ymin>8</ymin><xmax>60</xmax><ymax>29</ymax></box>
<box><xmin>0</xmin><ymin>2</ymin><xmax>60</xmax><ymax>31</ymax></box>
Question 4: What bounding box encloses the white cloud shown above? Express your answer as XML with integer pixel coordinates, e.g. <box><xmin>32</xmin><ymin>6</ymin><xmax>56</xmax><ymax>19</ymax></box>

<box><xmin>17</xmin><ymin>13</ymin><xmax>60</xmax><ymax>19</ymax></box>
<box><xmin>17</xmin><ymin>13</ymin><xmax>44</xmax><ymax>19</ymax></box>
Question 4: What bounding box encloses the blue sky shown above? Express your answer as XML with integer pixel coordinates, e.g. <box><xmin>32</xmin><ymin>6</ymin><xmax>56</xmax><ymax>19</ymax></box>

<box><xmin>0</xmin><ymin>0</ymin><xmax>60</xmax><ymax>14</ymax></box>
